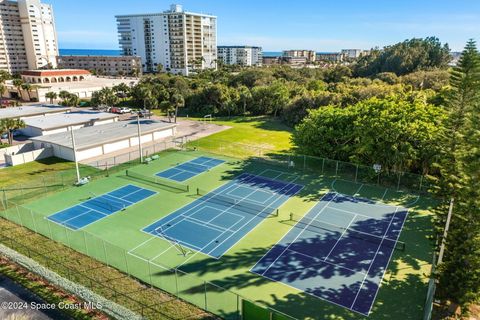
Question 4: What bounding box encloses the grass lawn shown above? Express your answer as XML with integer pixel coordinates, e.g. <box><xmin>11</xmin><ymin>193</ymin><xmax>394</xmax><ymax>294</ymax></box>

<box><xmin>0</xmin><ymin>157</ymin><xmax>100</xmax><ymax>189</ymax></box>
<box><xmin>185</xmin><ymin>116</ymin><xmax>293</xmax><ymax>158</ymax></box>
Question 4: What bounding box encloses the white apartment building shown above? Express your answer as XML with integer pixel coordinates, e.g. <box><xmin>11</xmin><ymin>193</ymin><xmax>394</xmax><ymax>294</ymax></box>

<box><xmin>217</xmin><ymin>46</ymin><xmax>262</xmax><ymax>67</ymax></box>
<box><xmin>116</xmin><ymin>4</ymin><xmax>217</xmax><ymax>75</ymax></box>
<box><xmin>0</xmin><ymin>0</ymin><xmax>58</xmax><ymax>74</ymax></box>
<box><xmin>341</xmin><ymin>49</ymin><xmax>363</xmax><ymax>59</ymax></box>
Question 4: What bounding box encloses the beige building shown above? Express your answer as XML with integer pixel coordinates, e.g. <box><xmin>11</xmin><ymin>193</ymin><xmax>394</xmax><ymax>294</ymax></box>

<box><xmin>283</xmin><ymin>50</ymin><xmax>316</xmax><ymax>63</ymax></box>
<box><xmin>116</xmin><ymin>4</ymin><xmax>217</xmax><ymax>75</ymax></box>
<box><xmin>3</xmin><ymin>69</ymin><xmax>138</xmax><ymax>102</ymax></box>
<box><xmin>0</xmin><ymin>0</ymin><xmax>58</xmax><ymax>74</ymax></box>
<box><xmin>56</xmin><ymin>55</ymin><xmax>142</xmax><ymax>76</ymax></box>
<box><xmin>316</xmin><ymin>52</ymin><xmax>345</xmax><ymax>63</ymax></box>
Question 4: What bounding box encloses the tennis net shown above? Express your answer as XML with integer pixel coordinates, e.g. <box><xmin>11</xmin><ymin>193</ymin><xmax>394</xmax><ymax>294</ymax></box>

<box><xmin>88</xmin><ymin>193</ymin><xmax>125</xmax><ymax>213</ymax></box>
<box><xmin>289</xmin><ymin>213</ymin><xmax>406</xmax><ymax>251</ymax></box>
<box><xmin>196</xmin><ymin>188</ymin><xmax>279</xmax><ymax>218</ymax></box>
<box><xmin>125</xmin><ymin>170</ymin><xmax>189</xmax><ymax>192</ymax></box>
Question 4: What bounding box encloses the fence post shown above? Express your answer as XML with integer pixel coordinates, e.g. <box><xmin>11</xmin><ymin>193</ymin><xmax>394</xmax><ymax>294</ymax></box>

<box><xmin>335</xmin><ymin>161</ymin><xmax>339</xmax><ymax>177</ymax></box>
<box><xmin>83</xmin><ymin>232</ymin><xmax>89</xmax><ymax>256</ymax></box>
<box><xmin>355</xmin><ymin>164</ymin><xmax>358</xmax><ymax>183</ymax></box>
<box><xmin>419</xmin><ymin>175</ymin><xmax>424</xmax><ymax>191</ymax></box>
<box><xmin>30</xmin><ymin>210</ymin><xmax>37</xmax><ymax>233</ymax></box>
<box><xmin>204</xmin><ymin>281</ymin><xmax>208</xmax><ymax>310</ymax></box>
<box><xmin>175</xmin><ymin>269</ymin><xmax>179</xmax><ymax>296</ymax></box>
<box><xmin>124</xmin><ymin>250</ymin><xmax>130</xmax><ymax>275</ymax></box>
<box><xmin>303</xmin><ymin>155</ymin><xmax>306</xmax><ymax>170</ymax></box>
<box><xmin>321</xmin><ymin>158</ymin><xmax>325</xmax><ymax>173</ymax></box>
<box><xmin>148</xmin><ymin>260</ymin><xmax>153</xmax><ymax>287</ymax></box>
<box><xmin>397</xmin><ymin>173</ymin><xmax>401</xmax><ymax>191</ymax></box>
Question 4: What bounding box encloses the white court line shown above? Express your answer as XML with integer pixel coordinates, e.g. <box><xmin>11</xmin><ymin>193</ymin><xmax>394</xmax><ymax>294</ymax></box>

<box><xmin>328</xmin><ymin>206</ymin><xmax>377</xmax><ymax>220</ymax></box>
<box><xmin>354</xmin><ymin>184</ymin><xmax>364</xmax><ymax>196</ymax></box>
<box><xmin>104</xmin><ymin>194</ymin><xmax>134</xmax><ymax>205</ymax></box>
<box><xmin>349</xmin><ymin>207</ymin><xmax>399</xmax><ymax>310</ymax></box>
<box><xmin>140</xmin><ymin>173</ymin><xmax>258</xmax><ymax>260</ymax></box>
<box><xmin>182</xmin><ymin>215</ymin><xmax>231</xmax><ymax>233</ymax></box>
<box><xmin>249</xmin><ymin>193</ymin><xmax>329</xmax><ymax>273</ymax></box>
<box><xmin>128</xmin><ymin>236</ymin><xmax>157</xmax><ymax>254</ymax></box>
<box><xmin>365</xmin><ymin>207</ymin><xmax>409</xmax><ymax>315</ymax></box>
<box><xmin>286</xmin><ymin>248</ymin><xmax>367</xmax><ymax>276</ymax></box>
<box><xmin>260</xmin><ymin>193</ymin><xmax>338</xmax><ymax>276</ymax></box>
<box><xmin>205</xmin><ymin>176</ymin><xmax>303</xmax><ymax>258</ymax></box>
<box><xmin>323</xmin><ymin>213</ymin><xmax>357</xmax><ymax>261</ymax></box>
<box><xmin>154</xmin><ymin>174</ymin><xmax>256</xmax><ymax>234</ymax></box>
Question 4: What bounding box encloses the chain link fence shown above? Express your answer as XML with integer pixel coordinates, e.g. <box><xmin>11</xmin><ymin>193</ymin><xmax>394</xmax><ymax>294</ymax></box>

<box><xmin>187</xmin><ymin>138</ymin><xmax>432</xmax><ymax>194</ymax></box>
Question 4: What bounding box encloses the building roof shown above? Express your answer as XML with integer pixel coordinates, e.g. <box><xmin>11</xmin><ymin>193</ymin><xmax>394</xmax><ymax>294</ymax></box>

<box><xmin>24</xmin><ymin>111</ymin><xmax>118</xmax><ymax>131</ymax></box>
<box><xmin>0</xmin><ymin>105</ymin><xmax>71</xmax><ymax>120</ymax></box>
<box><xmin>21</xmin><ymin>69</ymin><xmax>91</xmax><ymax>77</ymax></box>
<box><xmin>31</xmin><ymin>120</ymin><xmax>177</xmax><ymax>150</ymax></box>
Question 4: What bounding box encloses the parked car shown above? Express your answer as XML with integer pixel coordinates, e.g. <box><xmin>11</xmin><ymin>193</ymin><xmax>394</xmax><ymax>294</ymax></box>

<box><xmin>138</xmin><ymin>109</ymin><xmax>152</xmax><ymax>118</ymax></box>
<box><xmin>110</xmin><ymin>107</ymin><xmax>121</xmax><ymax>114</ymax></box>
<box><xmin>119</xmin><ymin>107</ymin><xmax>132</xmax><ymax>114</ymax></box>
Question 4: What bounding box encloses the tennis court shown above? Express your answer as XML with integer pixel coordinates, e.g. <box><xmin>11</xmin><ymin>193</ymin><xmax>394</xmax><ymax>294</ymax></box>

<box><xmin>143</xmin><ymin>172</ymin><xmax>303</xmax><ymax>258</ymax></box>
<box><xmin>251</xmin><ymin>192</ymin><xmax>408</xmax><ymax>316</ymax></box>
<box><xmin>156</xmin><ymin>156</ymin><xmax>225</xmax><ymax>182</ymax></box>
<box><xmin>47</xmin><ymin>185</ymin><xmax>156</xmax><ymax>230</ymax></box>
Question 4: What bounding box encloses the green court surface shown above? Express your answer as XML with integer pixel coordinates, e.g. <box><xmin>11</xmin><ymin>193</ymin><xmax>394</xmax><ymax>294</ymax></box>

<box><xmin>2</xmin><ymin>149</ymin><xmax>436</xmax><ymax>320</ymax></box>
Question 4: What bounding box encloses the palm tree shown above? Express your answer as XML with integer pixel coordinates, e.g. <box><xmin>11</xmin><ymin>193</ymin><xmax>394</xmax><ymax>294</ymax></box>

<box><xmin>12</xmin><ymin>78</ymin><xmax>24</xmax><ymax>101</ymax></box>
<box><xmin>45</xmin><ymin>91</ymin><xmax>57</xmax><ymax>104</ymax></box>
<box><xmin>0</xmin><ymin>118</ymin><xmax>25</xmax><ymax>145</ymax></box>
<box><xmin>66</xmin><ymin>94</ymin><xmax>80</xmax><ymax>107</ymax></box>
<box><xmin>171</xmin><ymin>92</ymin><xmax>185</xmax><ymax>123</ymax></box>
<box><xmin>21</xmin><ymin>83</ymin><xmax>32</xmax><ymax>101</ymax></box>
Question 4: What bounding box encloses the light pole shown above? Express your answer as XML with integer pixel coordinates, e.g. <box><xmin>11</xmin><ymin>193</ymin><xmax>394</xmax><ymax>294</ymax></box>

<box><xmin>137</xmin><ymin>113</ymin><xmax>143</xmax><ymax>163</ymax></box>
<box><xmin>70</xmin><ymin>128</ymin><xmax>81</xmax><ymax>184</ymax></box>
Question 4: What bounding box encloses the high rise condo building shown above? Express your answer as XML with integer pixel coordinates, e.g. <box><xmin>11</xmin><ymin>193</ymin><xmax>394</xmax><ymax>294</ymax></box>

<box><xmin>0</xmin><ymin>0</ymin><xmax>58</xmax><ymax>74</ymax></box>
<box><xmin>116</xmin><ymin>4</ymin><xmax>217</xmax><ymax>75</ymax></box>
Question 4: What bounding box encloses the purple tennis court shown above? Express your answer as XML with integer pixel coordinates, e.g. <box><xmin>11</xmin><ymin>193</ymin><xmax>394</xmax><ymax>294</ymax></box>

<box><xmin>251</xmin><ymin>192</ymin><xmax>408</xmax><ymax>316</ymax></box>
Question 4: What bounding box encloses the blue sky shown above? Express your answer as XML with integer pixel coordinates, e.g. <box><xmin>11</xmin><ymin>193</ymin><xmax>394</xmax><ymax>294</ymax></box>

<box><xmin>48</xmin><ymin>0</ymin><xmax>480</xmax><ymax>51</ymax></box>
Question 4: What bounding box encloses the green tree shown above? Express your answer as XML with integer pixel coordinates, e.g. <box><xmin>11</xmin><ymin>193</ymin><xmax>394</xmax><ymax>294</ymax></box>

<box><xmin>170</xmin><ymin>92</ymin><xmax>185</xmax><ymax>123</ymax></box>
<box><xmin>21</xmin><ymin>83</ymin><xmax>32</xmax><ymax>101</ymax></box>
<box><xmin>0</xmin><ymin>118</ymin><xmax>25</xmax><ymax>145</ymax></box>
<box><xmin>354</xmin><ymin>37</ymin><xmax>451</xmax><ymax>76</ymax></box>
<box><xmin>292</xmin><ymin>96</ymin><xmax>445</xmax><ymax>173</ymax></box>
<box><xmin>12</xmin><ymin>78</ymin><xmax>24</xmax><ymax>101</ymax></box>
<box><xmin>435</xmin><ymin>39</ymin><xmax>480</xmax><ymax>307</ymax></box>
<box><xmin>45</xmin><ymin>92</ymin><xmax>57</xmax><ymax>104</ymax></box>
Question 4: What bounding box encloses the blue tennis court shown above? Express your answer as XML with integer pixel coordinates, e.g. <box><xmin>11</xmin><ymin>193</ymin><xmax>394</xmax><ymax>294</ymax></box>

<box><xmin>47</xmin><ymin>185</ymin><xmax>156</xmax><ymax>230</ymax></box>
<box><xmin>251</xmin><ymin>192</ymin><xmax>408</xmax><ymax>316</ymax></box>
<box><xmin>143</xmin><ymin>173</ymin><xmax>303</xmax><ymax>258</ymax></box>
<box><xmin>156</xmin><ymin>156</ymin><xmax>225</xmax><ymax>182</ymax></box>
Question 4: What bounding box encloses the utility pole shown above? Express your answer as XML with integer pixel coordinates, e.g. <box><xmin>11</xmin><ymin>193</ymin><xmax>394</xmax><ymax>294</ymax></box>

<box><xmin>437</xmin><ymin>197</ymin><xmax>454</xmax><ymax>265</ymax></box>
<box><xmin>137</xmin><ymin>113</ymin><xmax>143</xmax><ymax>163</ymax></box>
<box><xmin>70</xmin><ymin>128</ymin><xmax>81</xmax><ymax>184</ymax></box>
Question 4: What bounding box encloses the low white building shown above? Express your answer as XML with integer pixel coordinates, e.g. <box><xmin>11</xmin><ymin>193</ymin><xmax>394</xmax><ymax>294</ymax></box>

<box><xmin>30</xmin><ymin>120</ymin><xmax>177</xmax><ymax>162</ymax></box>
<box><xmin>0</xmin><ymin>105</ymin><xmax>71</xmax><ymax>120</ymax></box>
<box><xmin>22</xmin><ymin>111</ymin><xmax>118</xmax><ymax>137</ymax></box>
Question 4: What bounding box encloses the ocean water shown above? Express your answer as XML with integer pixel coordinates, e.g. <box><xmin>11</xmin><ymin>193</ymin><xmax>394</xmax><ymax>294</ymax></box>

<box><xmin>59</xmin><ymin>49</ymin><xmax>122</xmax><ymax>56</ymax></box>
<box><xmin>263</xmin><ymin>51</ymin><xmax>282</xmax><ymax>57</ymax></box>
